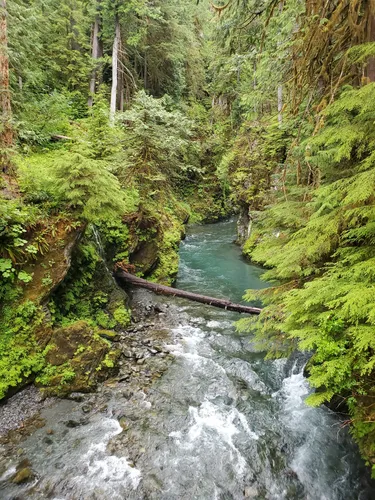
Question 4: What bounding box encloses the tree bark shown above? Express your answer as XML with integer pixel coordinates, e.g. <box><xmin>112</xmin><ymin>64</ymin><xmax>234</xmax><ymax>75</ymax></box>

<box><xmin>0</xmin><ymin>0</ymin><xmax>13</xmax><ymax>173</ymax></box>
<box><xmin>116</xmin><ymin>270</ymin><xmax>262</xmax><ymax>315</ymax></box>
<box><xmin>277</xmin><ymin>1</ymin><xmax>284</xmax><ymax>124</ymax></box>
<box><xmin>118</xmin><ymin>62</ymin><xmax>124</xmax><ymax>111</ymax></box>
<box><xmin>110</xmin><ymin>15</ymin><xmax>120</xmax><ymax>123</ymax></box>
<box><xmin>277</xmin><ymin>84</ymin><xmax>283</xmax><ymax>124</ymax></box>
<box><xmin>366</xmin><ymin>8</ymin><xmax>375</xmax><ymax>82</ymax></box>
<box><xmin>88</xmin><ymin>2</ymin><xmax>102</xmax><ymax>107</ymax></box>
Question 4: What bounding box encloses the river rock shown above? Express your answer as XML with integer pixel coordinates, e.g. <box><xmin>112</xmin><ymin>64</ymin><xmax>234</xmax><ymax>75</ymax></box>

<box><xmin>40</xmin><ymin>321</ymin><xmax>120</xmax><ymax>396</ymax></box>
<box><xmin>65</xmin><ymin>420</ymin><xmax>82</xmax><ymax>428</ymax></box>
<box><xmin>244</xmin><ymin>486</ymin><xmax>258</xmax><ymax>498</ymax></box>
<box><xmin>119</xmin><ymin>417</ymin><xmax>129</xmax><ymax>430</ymax></box>
<box><xmin>98</xmin><ymin>330</ymin><xmax>120</xmax><ymax>342</ymax></box>
<box><xmin>12</xmin><ymin>467</ymin><xmax>33</xmax><ymax>484</ymax></box>
<box><xmin>154</xmin><ymin>304</ymin><xmax>167</xmax><ymax>313</ymax></box>
<box><xmin>68</xmin><ymin>393</ymin><xmax>85</xmax><ymax>402</ymax></box>
<box><xmin>81</xmin><ymin>404</ymin><xmax>92</xmax><ymax>414</ymax></box>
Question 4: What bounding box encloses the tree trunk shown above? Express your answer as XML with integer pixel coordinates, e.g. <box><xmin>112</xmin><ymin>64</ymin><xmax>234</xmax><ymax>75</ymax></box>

<box><xmin>110</xmin><ymin>15</ymin><xmax>120</xmax><ymax>123</ymax></box>
<box><xmin>277</xmin><ymin>1</ymin><xmax>284</xmax><ymax>124</ymax></box>
<box><xmin>0</xmin><ymin>0</ymin><xmax>13</xmax><ymax>173</ymax></box>
<box><xmin>144</xmin><ymin>50</ymin><xmax>148</xmax><ymax>89</ymax></box>
<box><xmin>366</xmin><ymin>9</ymin><xmax>375</xmax><ymax>82</ymax></box>
<box><xmin>118</xmin><ymin>63</ymin><xmax>124</xmax><ymax>112</ymax></box>
<box><xmin>115</xmin><ymin>270</ymin><xmax>262</xmax><ymax>315</ymax></box>
<box><xmin>88</xmin><ymin>2</ymin><xmax>102</xmax><ymax>107</ymax></box>
<box><xmin>277</xmin><ymin>84</ymin><xmax>283</xmax><ymax>124</ymax></box>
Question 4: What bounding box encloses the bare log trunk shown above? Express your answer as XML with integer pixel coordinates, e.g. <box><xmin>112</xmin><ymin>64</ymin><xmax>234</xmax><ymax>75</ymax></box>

<box><xmin>116</xmin><ymin>271</ymin><xmax>262</xmax><ymax>315</ymax></box>
<box><xmin>0</xmin><ymin>0</ymin><xmax>13</xmax><ymax>173</ymax></box>
<box><xmin>110</xmin><ymin>15</ymin><xmax>120</xmax><ymax>124</ymax></box>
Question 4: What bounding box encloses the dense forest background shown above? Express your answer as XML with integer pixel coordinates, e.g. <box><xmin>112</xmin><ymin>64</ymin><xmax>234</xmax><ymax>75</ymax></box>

<box><xmin>1</xmin><ymin>0</ymin><xmax>375</xmax><ymax>476</ymax></box>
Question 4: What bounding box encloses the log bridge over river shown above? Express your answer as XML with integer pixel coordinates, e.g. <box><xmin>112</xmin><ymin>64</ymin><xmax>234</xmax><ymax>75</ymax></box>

<box><xmin>116</xmin><ymin>270</ymin><xmax>262</xmax><ymax>315</ymax></box>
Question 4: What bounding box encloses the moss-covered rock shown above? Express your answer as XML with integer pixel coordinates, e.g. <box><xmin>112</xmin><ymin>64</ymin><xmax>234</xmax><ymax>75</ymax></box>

<box><xmin>22</xmin><ymin>221</ymin><xmax>84</xmax><ymax>305</ymax></box>
<box><xmin>130</xmin><ymin>240</ymin><xmax>159</xmax><ymax>275</ymax></box>
<box><xmin>38</xmin><ymin>320</ymin><xmax>119</xmax><ymax>395</ymax></box>
<box><xmin>12</xmin><ymin>467</ymin><xmax>33</xmax><ymax>484</ymax></box>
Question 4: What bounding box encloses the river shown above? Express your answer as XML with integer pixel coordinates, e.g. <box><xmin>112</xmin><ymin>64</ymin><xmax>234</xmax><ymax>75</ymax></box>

<box><xmin>1</xmin><ymin>219</ymin><xmax>374</xmax><ymax>499</ymax></box>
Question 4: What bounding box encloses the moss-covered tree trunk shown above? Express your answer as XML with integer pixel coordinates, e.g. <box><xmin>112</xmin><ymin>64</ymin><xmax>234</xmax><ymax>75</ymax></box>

<box><xmin>0</xmin><ymin>0</ymin><xmax>13</xmax><ymax>173</ymax></box>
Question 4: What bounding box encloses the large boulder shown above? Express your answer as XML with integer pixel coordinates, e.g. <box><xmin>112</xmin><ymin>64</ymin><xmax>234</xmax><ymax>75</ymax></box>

<box><xmin>23</xmin><ymin>221</ymin><xmax>84</xmax><ymax>305</ymax></box>
<box><xmin>40</xmin><ymin>320</ymin><xmax>120</xmax><ymax>395</ymax></box>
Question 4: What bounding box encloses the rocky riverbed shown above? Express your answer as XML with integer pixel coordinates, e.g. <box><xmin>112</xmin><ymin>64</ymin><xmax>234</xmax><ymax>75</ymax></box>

<box><xmin>0</xmin><ymin>288</ymin><xmax>178</xmax><ymax>495</ymax></box>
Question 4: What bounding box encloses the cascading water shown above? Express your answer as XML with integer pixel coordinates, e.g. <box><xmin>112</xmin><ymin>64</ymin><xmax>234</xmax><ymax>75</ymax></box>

<box><xmin>1</xmin><ymin>219</ymin><xmax>374</xmax><ymax>499</ymax></box>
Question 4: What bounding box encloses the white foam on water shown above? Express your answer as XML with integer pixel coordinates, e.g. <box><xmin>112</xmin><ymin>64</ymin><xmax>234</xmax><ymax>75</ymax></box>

<box><xmin>169</xmin><ymin>430</ymin><xmax>182</xmax><ymax>438</ymax></box>
<box><xmin>278</xmin><ymin>366</ymin><xmax>311</xmax><ymax>430</ymax></box>
<box><xmin>277</xmin><ymin>365</ymin><xmax>337</xmax><ymax>499</ymax></box>
<box><xmin>173</xmin><ymin>401</ymin><xmax>259</xmax><ymax>476</ymax></box>
<box><xmin>70</xmin><ymin>418</ymin><xmax>141</xmax><ymax>496</ymax></box>
<box><xmin>0</xmin><ymin>465</ymin><xmax>16</xmax><ymax>482</ymax></box>
<box><xmin>168</xmin><ymin>324</ymin><xmax>227</xmax><ymax>372</ymax></box>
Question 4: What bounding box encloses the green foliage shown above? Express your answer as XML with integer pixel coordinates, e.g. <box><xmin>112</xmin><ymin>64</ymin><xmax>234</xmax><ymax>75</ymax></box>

<box><xmin>0</xmin><ymin>302</ymin><xmax>46</xmax><ymax>399</ymax></box>
<box><xmin>16</xmin><ymin>148</ymin><xmax>134</xmax><ymax>223</ymax></box>
<box><xmin>52</xmin><ymin>152</ymin><xmax>127</xmax><ymax>222</ymax></box>
<box><xmin>112</xmin><ymin>306</ymin><xmax>131</xmax><ymax>328</ymax></box>
<box><xmin>119</xmin><ymin>91</ymin><xmax>199</xmax><ymax>189</ymax></box>
<box><xmin>238</xmin><ymin>83</ymin><xmax>375</xmax><ymax>470</ymax></box>
<box><xmin>50</xmin><ymin>241</ymin><xmax>101</xmax><ymax>325</ymax></box>
<box><xmin>149</xmin><ymin>214</ymin><xmax>184</xmax><ymax>284</ymax></box>
<box><xmin>35</xmin><ymin>362</ymin><xmax>76</xmax><ymax>387</ymax></box>
<box><xmin>17</xmin><ymin>92</ymin><xmax>73</xmax><ymax>147</ymax></box>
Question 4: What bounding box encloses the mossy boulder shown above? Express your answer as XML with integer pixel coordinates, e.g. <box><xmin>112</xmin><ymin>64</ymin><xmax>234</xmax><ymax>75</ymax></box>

<box><xmin>23</xmin><ymin>221</ymin><xmax>84</xmax><ymax>305</ymax></box>
<box><xmin>97</xmin><ymin>330</ymin><xmax>119</xmax><ymax>341</ymax></box>
<box><xmin>39</xmin><ymin>320</ymin><xmax>120</xmax><ymax>395</ymax></box>
<box><xmin>130</xmin><ymin>240</ymin><xmax>159</xmax><ymax>275</ymax></box>
<box><xmin>12</xmin><ymin>467</ymin><xmax>33</xmax><ymax>484</ymax></box>
<box><xmin>106</xmin><ymin>288</ymin><xmax>131</xmax><ymax>330</ymax></box>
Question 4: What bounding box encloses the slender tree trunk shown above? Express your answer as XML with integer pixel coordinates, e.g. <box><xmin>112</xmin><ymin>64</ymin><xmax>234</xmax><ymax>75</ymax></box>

<box><xmin>277</xmin><ymin>85</ymin><xmax>283</xmax><ymax>124</ymax></box>
<box><xmin>88</xmin><ymin>2</ymin><xmax>102</xmax><ymax>107</ymax></box>
<box><xmin>110</xmin><ymin>15</ymin><xmax>120</xmax><ymax>123</ymax></box>
<box><xmin>366</xmin><ymin>8</ymin><xmax>375</xmax><ymax>82</ymax></box>
<box><xmin>118</xmin><ymin>69</ymin><xmax>124</xmax><ymax>111</ymax></box>
<box><xmin>144</xmin><ymin>50</ymin><xmax>148</xmax><ymax>89</ymax></box>
<box><xmin>117</xmin><ymin>33</ymin><xmax>124</xmax><ymax>112</ymax></box>
<box><xmin>0</xmin><ymin>0</ymin><xmax>13</xmax><ymax>173</ymax></box>
<box><xmin>277</xmin><ymin>1</ymin><xmax>284</xmax><ymax>124</ymax></box>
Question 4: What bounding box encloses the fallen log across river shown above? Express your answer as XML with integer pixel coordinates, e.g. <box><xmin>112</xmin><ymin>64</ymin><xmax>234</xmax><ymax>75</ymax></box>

<box><xmin>115</xmin><ymin>270</ymin><xmax>262</xmax><ymax>315</ymax></box>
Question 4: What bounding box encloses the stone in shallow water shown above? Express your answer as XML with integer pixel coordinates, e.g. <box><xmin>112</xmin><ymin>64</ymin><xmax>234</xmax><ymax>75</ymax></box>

<box><xmin>65</xmin><ymin>420</ymin><xmax>81</xmax><ymax>428</ymax></box>
<box><xmin>12</xmin><ymin>461</ymin><xmax>33</xmax><ymax>484</ymax></box>
<box><xmin>244</xmin><ymin>485</ymin><xmax>258</xmax><ymax>498</ymax></box>
<box><xmin>68</xmin><ymin>393</ymin><xmax>85</xmax><ymax>402</ymax></box>
<box><xmin>81</xmin><ymin>404</ymin><xmax>92</xmax><ymax>414</ymax></box>
<box><xmin>119</xmin><ymin>417</ymin><xmax>129</xmax><ymax>430</ymax></box>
